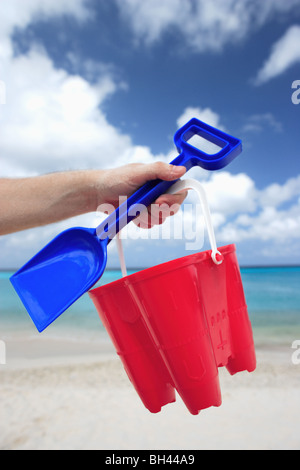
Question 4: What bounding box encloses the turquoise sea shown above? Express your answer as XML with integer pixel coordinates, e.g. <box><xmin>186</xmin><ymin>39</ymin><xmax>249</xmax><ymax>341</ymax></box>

<box><xmin>1</xmin><ymin>267</ymin><xmax>300</xmax><ymax>347</ymax></box>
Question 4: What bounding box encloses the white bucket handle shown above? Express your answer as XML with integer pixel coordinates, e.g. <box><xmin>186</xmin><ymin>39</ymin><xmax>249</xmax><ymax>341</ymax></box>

<box><xmin>116</xmin><ymin>178</ymin><xmax>223</xmax><ymax>278</ymax></box>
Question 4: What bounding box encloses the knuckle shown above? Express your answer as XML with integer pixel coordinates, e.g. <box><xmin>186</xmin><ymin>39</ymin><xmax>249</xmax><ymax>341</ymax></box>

<box><xmin>154</xmin><ymin>161</ymin><xmax>166</xmax><ymax>173</ymax></box>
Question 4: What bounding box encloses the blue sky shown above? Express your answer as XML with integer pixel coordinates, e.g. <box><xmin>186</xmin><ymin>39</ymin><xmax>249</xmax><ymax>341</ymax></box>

<box><xmin>0</xmin><ymin>0</ymin><xmax>300</xmax><ymax>269</ymax></box>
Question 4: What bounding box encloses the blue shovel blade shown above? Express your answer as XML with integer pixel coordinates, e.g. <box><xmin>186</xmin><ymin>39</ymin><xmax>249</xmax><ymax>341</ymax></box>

<box><xmin>10</xmin><ymin>227</ymin><xmax>107</xmax><ymax>332</ymax></box>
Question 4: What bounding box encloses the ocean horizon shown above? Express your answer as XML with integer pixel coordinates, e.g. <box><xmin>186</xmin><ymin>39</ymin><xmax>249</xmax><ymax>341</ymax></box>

<box><xmin>1</xmin><ymin>266</ymin><xmax>300</xmax><ymax>349</ymax></box>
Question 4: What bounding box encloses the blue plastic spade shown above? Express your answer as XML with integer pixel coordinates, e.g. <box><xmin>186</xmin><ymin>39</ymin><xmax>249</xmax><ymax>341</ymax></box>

<box><xmin>10</xmin><ymin>118</ymin><xmax>242</xmax><ymax>332</ymax></box>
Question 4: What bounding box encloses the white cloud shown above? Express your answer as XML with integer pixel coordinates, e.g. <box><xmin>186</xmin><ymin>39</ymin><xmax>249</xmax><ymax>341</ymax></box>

<box><xmin>255</xmin><ymin>25</ymin><xmax>300</xmax><ymax>85</ymax></box>
<box><xmin>0</xmin><ymin>0</ymin><xmax>133</xmax><ymax>177</ymax></box>
<box><xmin>116</xmin><ymin>0</ymin><xmax>300</xmax><ymax>52</ymax></box>
<box><xmin>116</xmin><ymin>0</ymin><xmax>183</xmax><ymax>45</ymax></box>
<box><xmin>242</xmin><ymin>113</ymin><xmax>282</xmax><ymax>134</ymax></box>
<box><xmin>0</xmin><ymin>0</ymin><xmax>91</xmax><ymax>35</ymax></box>
<box><xmin>214</xmin><ymin>175</ymin><xmax>300</xmax><ymax>246</ymax></box>
<box><xmin>219</xmin><ymin>201</ymin><xmax>300</xmax><ymax>244</ymax></box>
<box><xmin>0</xmin><ymin>0</ymin><xmax>91</xmax><ymax>59</ymax></box>
<box><xmin>202</xmin><ymin>172</ymin><xmax>257</xmax><ymax>215</ymax></box>
<box><xmin>0</xmin><ymin>47</ymin><xmax>132</xmax><ymax>176</ymax></box>
<box><xmin>0</xmin><ymin>3</ymin><xmax>136</xmax><ymax>177</ymax></box>
<box><xmin>177</xmin><ymin>170</ymin><xmax>300</xmax><ymax>251</ymax></box>
<box><xmin>259</xmin><ymin>175</ymin><xmax>300</xmax><ymax>207</ymax></box>
<box><xmin>176</xmin><ymin>106</ymin><xmax>225</xmax><ymax>130</ymax></box>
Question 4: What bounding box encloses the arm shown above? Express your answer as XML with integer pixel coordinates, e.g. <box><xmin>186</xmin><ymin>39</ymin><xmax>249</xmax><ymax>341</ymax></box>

<box><xmin>0</xmin><ymin>162</ymin><xmax>186</xmax><ymax>235</ymax></box>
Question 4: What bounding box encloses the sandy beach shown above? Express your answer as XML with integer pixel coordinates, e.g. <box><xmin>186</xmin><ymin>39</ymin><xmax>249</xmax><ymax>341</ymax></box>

<box><xmin>1</xmin><ymin>336</ymin><xmax>300</xmax><ymax>451</ymax></box>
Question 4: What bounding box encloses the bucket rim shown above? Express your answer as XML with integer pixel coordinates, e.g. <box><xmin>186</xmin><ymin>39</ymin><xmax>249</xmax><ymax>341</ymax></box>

<box><xmin>89</xmin><ymin>243</ymin><xmax>236</xmax><ymax>298</ymax></box>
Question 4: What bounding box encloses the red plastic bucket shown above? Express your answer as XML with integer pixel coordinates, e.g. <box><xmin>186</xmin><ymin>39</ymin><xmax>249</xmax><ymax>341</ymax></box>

<box><xmin>89</xmin><ymin>180</ymin><xmax>256</xmax><ymax>414</ymax></box>
<box><xmin>89</xmin><ymin>244</ymin><xmax>256</xmax><ymax>414</ymax></box>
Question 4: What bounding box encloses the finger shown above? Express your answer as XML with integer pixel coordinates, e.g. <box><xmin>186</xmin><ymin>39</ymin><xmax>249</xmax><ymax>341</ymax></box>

<box><xmin>133</xmin><ymin>200</ymin><xmax>181</xmax><ymax>229</ymax></box>
<box><xmin>134</xmin><ymin>207</ymin><xmax>152</xmax><ymax>229</ymax></box>
<box><xmin>131</xmin><ymin>162</ymin><xmax>186</xmax><ymax>186</ymax></box>
<box><xmin>155</xmin><ymin>190</ymin><xmax>188</xmax><ymax>207</ymax></box>
<box><xmin>133</xmin><ymin>204</ymin><xmax>169</xmax><ymax>229</ymax></box>
<box><xmin>132</xmin><ymin>189</ymin><xmax>188</xmax><ymax>229</ymax></box>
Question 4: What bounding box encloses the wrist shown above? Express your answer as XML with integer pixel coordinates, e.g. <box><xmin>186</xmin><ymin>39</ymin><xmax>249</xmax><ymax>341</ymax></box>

<box><xmin>82</xmin><ymin>169</ymin><xmax>107</xmax><ymax>212</ymax></box>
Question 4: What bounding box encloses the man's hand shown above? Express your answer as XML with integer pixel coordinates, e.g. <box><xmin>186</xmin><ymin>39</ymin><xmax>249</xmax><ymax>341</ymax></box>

<box><xmin>97</xmin><ymin>162</ymin><xmax>187</xmax><ymax>228</ymax></box>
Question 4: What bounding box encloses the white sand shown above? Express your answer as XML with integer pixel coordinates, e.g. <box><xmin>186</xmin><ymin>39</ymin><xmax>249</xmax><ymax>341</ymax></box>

<box><xmin>1</xmin><ymin>338</ymin><xmax>300</xmax><ymax>450</ymax></box>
